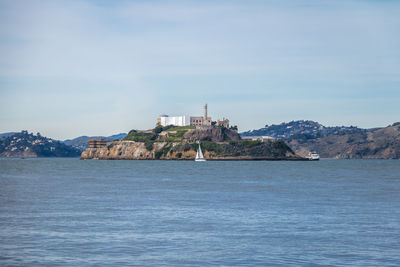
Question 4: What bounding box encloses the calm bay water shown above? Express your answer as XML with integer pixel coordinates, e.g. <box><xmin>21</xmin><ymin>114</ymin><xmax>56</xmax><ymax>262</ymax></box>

<box><xmin>0</xmin><ymin>158</ymin><xmax>399</xmax><ymax>266</ymax></box>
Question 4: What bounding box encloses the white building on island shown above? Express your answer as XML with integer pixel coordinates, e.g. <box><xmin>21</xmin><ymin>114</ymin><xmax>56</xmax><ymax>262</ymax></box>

<box><xmin>158</xmin><ymin>104</ymin><xmax>224</xmax><ymax>127</ymax></box>
<box><xmin>158</xmin><ymin>115</ymin><xmax>190</xmax><ymax>127</ymax></box>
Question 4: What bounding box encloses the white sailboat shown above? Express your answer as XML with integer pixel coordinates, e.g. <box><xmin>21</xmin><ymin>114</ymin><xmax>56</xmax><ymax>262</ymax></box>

<box><xmin>195</xmin><ymin>143</ymin><xmax>206</xmax><ymax>162</ymax></box>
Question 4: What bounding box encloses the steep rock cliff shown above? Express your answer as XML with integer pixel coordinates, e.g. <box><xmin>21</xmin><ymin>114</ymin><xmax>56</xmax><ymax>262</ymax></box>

<box><xmin>183</xmin><ymin>127</ymin><xmax>241</xmax><ymax>142</ymax></box>
<box><xmin>80</xmin><ymin>140</ymin><xmax>303</xmax><ymax>160</ymax></box>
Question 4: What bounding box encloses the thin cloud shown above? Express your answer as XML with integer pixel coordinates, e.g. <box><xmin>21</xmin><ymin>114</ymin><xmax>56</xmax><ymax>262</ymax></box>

<box><xmin>0</xmin><ymin>0</ymin><xmax>399</xmax><ymax>138</ymax></box>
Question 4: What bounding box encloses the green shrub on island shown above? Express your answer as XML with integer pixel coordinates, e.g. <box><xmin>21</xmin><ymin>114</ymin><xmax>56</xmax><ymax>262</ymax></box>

<box><xmin>124</xmin><ymin>130</ymin><xmax>152</xmax><ymax>142</ymax></box>
<box><xmin>145</xmin><ymin>141</ymin><xmax>153</xmax><ymax>151</ymax></box>
<box><xmin>183</xmin><ymin>143</ymin><xmax>192</xmax><ymax>152</ymax></box>
<box><xmin>203</xmin><ymin>140</ymin><xmax>292</xmax><ymax>157</ymax></box>
<box><xmin>162</xmin><ymin>139</ymin><xmax>293</xmax><ymax>158</ymax></box>
<box><xmin>190</xmin><ymin>143</ymin><xmax>198</xmax><ymax>151</ymax></box>
<box><xmin>124</xmin><ymin>126</ymin><xmax>195</xmax><ymax>143</ymax></box>
<box><xmin>154</xmin><ymin>151</ymin><xmax>163</xmax><ymax>159</ymax></box>
<box><xmin>160</xmin><ymin>143</ymin><xmax>172</xmax><ymax>157</ymax></box>
<box><xmin>153</xmin><ymin>125</ymin><xmax>163</xmax><ymax>134</ymax></box>
<box><xmin>166</xmin><ymin>126</ymin><xmax>195</xmax><ymax>131</ymax></box>
<box><xmin>152</xmin><ymin>144</ymin><xmax>173</xmax><ymax>159</ymax></box>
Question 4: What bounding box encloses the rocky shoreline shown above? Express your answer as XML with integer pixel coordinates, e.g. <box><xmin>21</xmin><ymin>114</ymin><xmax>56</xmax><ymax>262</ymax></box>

<box><xmin>80</xmin><ymin>140</ymin><xmax>305</xmax><ymax>161</ymax></box>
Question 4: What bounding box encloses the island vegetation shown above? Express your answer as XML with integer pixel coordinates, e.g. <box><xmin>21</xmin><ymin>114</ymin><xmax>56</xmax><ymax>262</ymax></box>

<box><xmin>81</xmin><ymin>125</ymin><xmax>302</xmax><ymax>160</ymax></box>
<box><xmin>0</xmin><ymin>131</ymin><xmax>81</xmax><ymax>158</ymax></box>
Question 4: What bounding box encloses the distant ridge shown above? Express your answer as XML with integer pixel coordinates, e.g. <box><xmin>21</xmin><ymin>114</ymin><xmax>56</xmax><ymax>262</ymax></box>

<box><xmin>241</xmin><ymin>121</ymin><xmax>400</xmax><ymax>159</ymax></box>
<box><xmin>0</xmin><ymin>132</ymin><xmax>17</xmax><ymax>140</ymax></box>
<box><xmin>108</xmin><ymin>133</ymin><xmax>127</xmax><ymax>140</ymax></box>
<box><xmin>0</xmin><ymin>131</ymin><xmax>81</xmax><ymax>158</ymax></box>
<box><xmin>64</xmin><ymin>133</ymin><xmax>127</xmax><ymax>151</ymax></box>
<box><xmin>0</xmin><ymin>131</ymin><xmax>128</xmax><ymax>154</ymax></box>
<box><xmin>241</xmin><ymin>120</ymin><xmax>364</xmax><ymax>140</ymax></box>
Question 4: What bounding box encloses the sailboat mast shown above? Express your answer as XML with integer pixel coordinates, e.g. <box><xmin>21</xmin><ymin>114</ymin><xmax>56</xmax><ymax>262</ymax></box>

<box><xmin>195</xmin><ymin>141</ymin><xmax>206</xmax><ymax>161</ymax></box>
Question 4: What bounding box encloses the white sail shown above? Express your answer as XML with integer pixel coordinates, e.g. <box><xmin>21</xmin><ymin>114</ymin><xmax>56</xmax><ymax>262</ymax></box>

<box><xmin>195</xmin><ymin>143</ymin><xmax>206</xmax><ymax>161</ymax></box>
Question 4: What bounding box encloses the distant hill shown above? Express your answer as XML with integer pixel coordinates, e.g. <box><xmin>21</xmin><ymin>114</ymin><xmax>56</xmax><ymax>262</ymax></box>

<box><xmin>64</xmin><ymin>133</ymin><xmax>127</xmax><ymax>151</ymax></box>
<box><xmin>241</xmin><ymin>121</ymin><xmax>400</xmax><ymax>159</ymax></box>
<box><xmin>0</xmin><ymin>131</ymin><xmax>81</xmax><ymax>158</ymax></box>
<box><xmin>288</xmin><ymin>122</ymin><xmax>400</xmax><ymax>159</ymax></box>
<box><xmin>241</xmin><ymin>120</ymin><xmax>364</xmax><ymax>140</ymax></box>
<box><xmin>109</xmin><ymin>133</ymin><xmax>127</xmax><ymax>140</ymax></box>
<box><xmin>0</xmin><ymin>132</ymin><xmax>17</xmax><ymax>140</ymax></box>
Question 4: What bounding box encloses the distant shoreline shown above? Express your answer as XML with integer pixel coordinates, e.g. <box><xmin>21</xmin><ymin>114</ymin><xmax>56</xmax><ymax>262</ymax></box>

<box><xmin>81</xmin><ymin>157</ymin><xmax>308</xmax><ymax>161</ymax></box>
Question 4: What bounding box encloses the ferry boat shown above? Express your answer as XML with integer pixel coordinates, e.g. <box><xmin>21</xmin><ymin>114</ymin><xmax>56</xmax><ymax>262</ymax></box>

<box><xmin>308</xmin><ymin>152</ymin><xmax>320</xmax><ymax>161</ymax></box>
<box><xmin>195</xmin><ymin>143</ymin><xmax>206</xmax><ymax>162</ymax></box>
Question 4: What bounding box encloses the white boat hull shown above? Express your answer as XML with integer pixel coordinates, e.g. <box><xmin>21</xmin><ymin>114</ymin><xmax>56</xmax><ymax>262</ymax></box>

<box><xmin>308</xmin><ymin>152</ymin><xmax>320</xmax><ymax>160</ymax></box>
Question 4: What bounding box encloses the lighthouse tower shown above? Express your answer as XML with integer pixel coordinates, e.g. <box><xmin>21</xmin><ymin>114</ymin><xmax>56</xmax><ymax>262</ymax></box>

<box><xmin>204</xmin><ymin>104</ymin><xmax>208</xmax><ymax>123</ymax></box>
<box><xmin>190</xmin><ymin>104</ymin><xmax>211</xmax><ymax>127</ymax></box>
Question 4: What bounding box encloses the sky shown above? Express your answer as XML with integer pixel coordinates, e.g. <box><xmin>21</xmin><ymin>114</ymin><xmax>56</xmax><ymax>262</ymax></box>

<box><xmin>0</xmin><ymin>0</ymin><xmax>399</xmax><ymax>140</ymax></box>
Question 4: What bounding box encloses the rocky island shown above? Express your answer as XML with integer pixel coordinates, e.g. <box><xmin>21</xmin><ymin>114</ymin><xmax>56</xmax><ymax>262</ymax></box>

<box><xmin>80</xmin><ymin>125</ymin><xmax>305</xmax><ymax>160</ymax></box>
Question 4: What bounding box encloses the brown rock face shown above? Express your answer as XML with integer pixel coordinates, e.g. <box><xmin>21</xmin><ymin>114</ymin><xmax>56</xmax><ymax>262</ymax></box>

<box><xmin>81</xmin><ymin>141</ymin><xmax>153</xmax><ymax>160</ymax></box>
<box><xmin>80</xmin><ymin>141</ymin><xmax>195</xmax><ymax>160</ymax></box>
<box><xmin>80</xmin><ymin>139</ymin><xmax>304</xmax><ymax>160</ymax></box>
<box><xmin>183</xmin><ymin>127</ymin><xmax>240</xmax><ymax>142</ymax></box>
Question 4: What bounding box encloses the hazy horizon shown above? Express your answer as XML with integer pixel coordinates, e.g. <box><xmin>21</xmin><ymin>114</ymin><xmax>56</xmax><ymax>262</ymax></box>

<box><xmin>1</xmin><ymin>0</ymin><xmax>399</xmax><ymax>140</ymax></box>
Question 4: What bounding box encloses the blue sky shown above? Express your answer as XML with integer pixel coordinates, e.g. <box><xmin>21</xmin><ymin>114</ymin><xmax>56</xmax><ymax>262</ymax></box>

<box><xmin>0</xmin><ymin>0</ymin><xmax>399</xmax><ymax>139</ymax></box>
